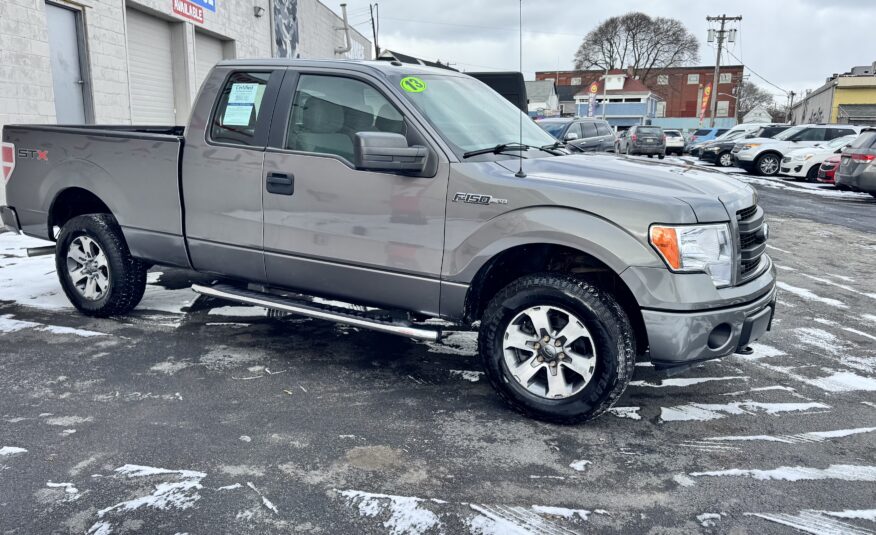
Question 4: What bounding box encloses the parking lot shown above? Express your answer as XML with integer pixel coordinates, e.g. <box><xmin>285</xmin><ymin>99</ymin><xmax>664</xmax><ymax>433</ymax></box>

<box><xmin>1</xmin><ymin>161</ymin><xmax>874</xmax><ymax>534</ymax></box>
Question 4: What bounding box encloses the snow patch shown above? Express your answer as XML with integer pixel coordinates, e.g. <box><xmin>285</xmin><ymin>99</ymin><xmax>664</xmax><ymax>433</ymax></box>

<box><xmin>776</xmin><ymin>281</ymin><xmax>847</xmax><ymax>309</ymax></box>
<box><xmin>748</xmin><ymin>510</ymin><xmax>874</xmax><ymax>535</ymax></box>
<box><xmin>696</xmin><ymin>513</ymin><xmax>722</xmax><ymax>527</ymax></box>
<box><xmin>825</xmin><ymin>510</ymin><xmax>876</xmax><ymax>521</ymax></box>
<box><xmin>449</xmin><ymin>369</ymin><xmax>484</xmax><ymax>382</ymax></box>
<box><xmin>97</xmin><ymin>464</ymin><xmax>206</xmax><ymax>520</ymax></box>
<box><xmin>45</xmin><ymin>415</ymin><xmax>93</xmax><ymax>426</ymax></box>
<box><xmin>659</xmin><ymin>401</ymin><xmax>829</xmax><ymax>422</ymax></box>
<box><xmin>0</xmin><ymin>446</ymin><xmax>27</xmax><ymax>456</ymax></box>
<box><xmin>630</xmin><ymin>376</ymin><xmax>746</xmax><ymax>388</ymax></box>
<box><xmin>705</xmin><ymin>426</ymin><xmax>876</xmax><ymax>445</ymax></box>
<box><xmin>607</xmin><ymin>406</ymin><xmax>641</xmax><ymax>420</ymax></box>
<box><xmin>691</xmin><ymin>464</ymin><xmax>876</xmax><ymax>482</ymax></box>
<box><xmin>809</xmin><ymin>371</ymin><xmax>876</xmax><ymax>392</ymax></box>
<box><xmin>569</xmin><ymin>460</ymin><xmax>591</xmax><ymax>472</ymax></box>
<box><xmin>208</xmin><ymin>306</ymin><xmax>267</xmax><ymax>317</ymax></box>
<box><xmin>339</xmin><ymin>489</ymin><xmax>441</xmax><ymax>535</ymax></box>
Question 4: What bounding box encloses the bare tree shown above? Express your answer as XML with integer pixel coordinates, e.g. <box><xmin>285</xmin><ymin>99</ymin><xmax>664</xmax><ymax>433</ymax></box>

<box><xmin>736</xmin><ymin>81</ymin><xmax>777</xmax><ymax>120</ymax></box>
<box><xmin>573</xmin><ymin>12</ymin><xmax>699</xmax><ymax>81</ymax></box>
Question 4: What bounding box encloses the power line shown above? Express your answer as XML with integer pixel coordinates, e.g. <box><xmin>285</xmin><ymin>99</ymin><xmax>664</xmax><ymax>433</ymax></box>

<box><xmin>723</xmin><ymin>49</ymin><xmax>789</xmax><ymax>95</ymax></box>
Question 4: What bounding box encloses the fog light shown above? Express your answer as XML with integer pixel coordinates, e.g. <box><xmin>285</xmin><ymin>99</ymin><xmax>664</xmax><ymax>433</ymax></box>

<box><xmin>707</xmin><ymin>323</ymin><xmax>732</xmax><ymax>350</ymax></box>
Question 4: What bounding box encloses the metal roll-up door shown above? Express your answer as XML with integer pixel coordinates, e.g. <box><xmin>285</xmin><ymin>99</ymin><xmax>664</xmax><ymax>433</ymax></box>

<box><xmin>126</xmin><ymin>9</ymin><xmax>175</xmax><ymax>125</ymax></box>
<box><xmin>195</xmin><ymin>32</ymin><xmax>226</xmax><ymax>93</ymax></box>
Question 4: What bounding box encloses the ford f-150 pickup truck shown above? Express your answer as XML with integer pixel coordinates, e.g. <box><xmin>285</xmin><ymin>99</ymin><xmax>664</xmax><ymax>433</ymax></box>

<box><xmin>1</xmin><ymin>59</ymin><xmax>777</xmax><ymax>423</ymax></box>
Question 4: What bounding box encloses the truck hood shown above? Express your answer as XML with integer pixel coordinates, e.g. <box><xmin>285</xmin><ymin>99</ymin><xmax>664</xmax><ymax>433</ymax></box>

<box><xmin>496</xmin><ymin>153</ymin><xmax>753</xmax><ymax>222</ymax></box>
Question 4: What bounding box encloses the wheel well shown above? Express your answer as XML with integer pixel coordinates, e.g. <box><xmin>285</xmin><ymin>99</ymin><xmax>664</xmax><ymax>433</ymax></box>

<box><xmin>48</xmin><ymin>188</ymin><xmax>112</xmax><ymax>239</ymax></box>
<box><xmin>464</xmin><ymin>244</ymin><xmax>647</xmax><ymax>355</ymax></box>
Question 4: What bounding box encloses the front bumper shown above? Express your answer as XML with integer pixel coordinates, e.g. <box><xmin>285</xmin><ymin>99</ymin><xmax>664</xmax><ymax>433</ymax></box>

<box><xmin>643</xmin><ymin>283</ymin><xmax>777</xmax><ymax>369</ymax></box>
<box><xmin>0</xmin><ymin>206</ymin><xmax>21</xmax><ymax>233</ymax></box>
<box><xmin>780</xmin><ymin>161</ymin><xmax>809</xmax><ymax>178</ymax></box>
<box><xmin>699</xmin><ymin>150</ymin><xmax>721</xmax><ymax>163</ymax></box>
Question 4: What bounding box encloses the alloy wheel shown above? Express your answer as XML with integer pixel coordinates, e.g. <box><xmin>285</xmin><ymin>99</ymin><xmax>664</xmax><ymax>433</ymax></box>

<box><xmin>66</xmin><ymin>236</ymin><xmax>110</xmax><ymax>301</ymax></box>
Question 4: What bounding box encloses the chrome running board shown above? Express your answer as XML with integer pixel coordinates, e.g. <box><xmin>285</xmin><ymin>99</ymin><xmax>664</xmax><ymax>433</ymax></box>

<box><xmin>192</xmin><ymin>283</ymin><xmax>443</xmax><ymax>342</ymax></box>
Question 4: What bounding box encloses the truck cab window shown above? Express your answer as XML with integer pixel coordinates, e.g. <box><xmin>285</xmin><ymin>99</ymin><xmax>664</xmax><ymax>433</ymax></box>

<box><xmin>210</xmin><ymin>72</ymin><xmax>271</xmax><ymax>146</ymax></box>
<box><xmin>285</xmin><ymin>74</ymin><xmax>406</xmax><ymax>163</ymax></box>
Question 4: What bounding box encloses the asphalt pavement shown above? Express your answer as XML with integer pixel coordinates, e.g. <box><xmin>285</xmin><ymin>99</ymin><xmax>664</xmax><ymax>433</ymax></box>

<box><xmin>1</xmin><ymin>163</ymin><xmax>874</xmax><ymax>534</ymax></box>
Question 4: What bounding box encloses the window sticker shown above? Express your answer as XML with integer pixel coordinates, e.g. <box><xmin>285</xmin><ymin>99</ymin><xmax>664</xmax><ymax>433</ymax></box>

<box><xmin>400</xmin><ymin>77</ymin><xmax>426</xmax><ymax>93</ymax></box>
<box><xmin>229</xmin><ymin>83</ymin><xmax>259</xmax><ymax>104</ymax></box>
<box><xmin>223</xmin><ymin>104</ymin><xmax>254</xmax><ymax>126</ymax></box>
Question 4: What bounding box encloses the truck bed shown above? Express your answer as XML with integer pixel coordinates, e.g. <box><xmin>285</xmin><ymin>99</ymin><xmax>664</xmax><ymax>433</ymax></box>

<box><xmin>2</xmin><ymin>124</ymin><xmax>189</xmax><ymax>267</ymax></box>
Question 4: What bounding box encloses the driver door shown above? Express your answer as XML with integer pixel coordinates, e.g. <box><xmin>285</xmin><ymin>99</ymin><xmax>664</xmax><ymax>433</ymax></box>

<box><xmin>261</xmin><ymin>70</ymin><xmax>448</xmax><ymax>315</ymax></box>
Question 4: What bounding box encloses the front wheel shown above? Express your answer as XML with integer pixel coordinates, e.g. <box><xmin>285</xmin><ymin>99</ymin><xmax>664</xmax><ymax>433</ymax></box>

<box><xmin>56</xmin><ymin>214</ymin><xmax>148</xmax><ymax>317</ymax></box>
<box><xmin>755</xmin><ymin>153</ymin><xmax>781</xmax><ymax>176</ymax></box>
<box><xmin>478</xmin><ymin>274</ymin><xmax>635</xmax><ymax>424</ymax></box>
<box><xmin>718</xmin><ymin>152</ymin><xmax>734</xmax><ymax>168</ymax></box>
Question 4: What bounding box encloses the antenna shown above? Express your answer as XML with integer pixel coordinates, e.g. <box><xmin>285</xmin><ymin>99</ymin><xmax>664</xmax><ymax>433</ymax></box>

<box><xmin>515</xmin><ymin>0</ymin><xmax>526</xmax><ymax>178</ymax></box>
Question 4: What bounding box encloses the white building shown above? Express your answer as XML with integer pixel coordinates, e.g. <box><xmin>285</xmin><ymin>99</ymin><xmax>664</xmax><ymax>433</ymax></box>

<box><xmin>524</xmin><ymin>80</ymin><xmax>559</xmax><ymax>117</ymax></box>
<box><xmin>0</xmin><ymin>0</ymin><xmax>371</xmax><ymax>131</ymax></box>
<box><xmin>742</xmin><ymin>104</ymin><xmax>773</xmax><ymax>124</ymax></box>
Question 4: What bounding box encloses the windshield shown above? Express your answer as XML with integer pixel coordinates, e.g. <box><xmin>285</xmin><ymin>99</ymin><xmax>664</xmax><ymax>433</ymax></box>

<box><xmin>717</xmin><ymin>130</ymin><xmax>746</xmax><ymax>142</ymax></box>
<box><xmin>538</xmin><ymin>122</ymin><xmax>567</xmax><ymax>138</ymax></box>
<box><xmin>827</xmin><ymin>135</ymin><xmax>855</xmax><ymax>149</ymax></box>
<box><xmin>637</xmin><ymin>126</ymin><xmax>662</xmax><ymax>135</ymax></box>
<box><xmin>693</xmin><ymin>129</ymin><xmax>712</xmax><ymax>136</ymax></box>
<box><xmin>773</xmin><ymin>126</ymin><xmax>806</xmax><ymax>141</ymax></box>
<box><xmin>395</xmin><ymin>74</ymin><xmax>556</xmax><ymax>158</ymax></box>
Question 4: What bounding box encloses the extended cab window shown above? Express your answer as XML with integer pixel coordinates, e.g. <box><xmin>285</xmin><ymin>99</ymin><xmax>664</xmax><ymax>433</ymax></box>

<box><xmin>285</xmin><ymin>74</ymin><xmax>406</xmax><ymax>163</ymax></box>
<box><xmin>210</xmin><ymin>72</ymin><xmax>271</xmax><ymax>146</ymax></box>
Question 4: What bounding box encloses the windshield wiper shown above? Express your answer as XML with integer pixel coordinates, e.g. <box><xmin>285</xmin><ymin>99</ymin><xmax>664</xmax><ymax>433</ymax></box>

<box><xmin>462</xmin><ymin>142</ymin><xmax>530</xmax><ymax>159</ymax></box>
<box><xmin>462</xmin><ymin>142</ymin><xmax>565</xmax><ymax>159</ymax></box>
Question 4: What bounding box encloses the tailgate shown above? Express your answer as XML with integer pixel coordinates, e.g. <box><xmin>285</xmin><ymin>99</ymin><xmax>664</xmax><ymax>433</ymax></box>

<box><xmin>2</xmin><ymin>125</ymin><xmax>183</xmax><ymax>240</ymax></box>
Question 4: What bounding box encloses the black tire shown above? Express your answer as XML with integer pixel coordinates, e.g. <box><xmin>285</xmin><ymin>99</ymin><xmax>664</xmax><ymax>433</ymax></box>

<box><xmin>478</xmin><ymin>273</ymin><xmax>635</xmax><ymax>424</ymax></box>
<box><xmin>805</xmin><ymin>165</ymin><xmax>820</xmax><ymax>182</ymax></box>
<box><xmin>754</xmin><ymin>153</ymin><xmax>781</xmax><ymax>176</ymax></box>
<box><xmin>658</xmin><ymin>153</ymin><xmax>665</xmax><ymax>160</ymax></box>
<box><xmin>717</xmin><ymin>151</ymin><xmax>734</xmax><ymax>168</ymax></box>
<box><xmin>55</xmin><ymin>214</ymin><xmax>147</xmax><ymax>317</ymax></box>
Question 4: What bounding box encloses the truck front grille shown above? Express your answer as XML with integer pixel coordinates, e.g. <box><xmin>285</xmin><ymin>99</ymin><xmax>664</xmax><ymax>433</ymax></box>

<box><xmin>737</xmin><ymin>204</ymin><xmax>766</xmax><ymax>282</ymax></box>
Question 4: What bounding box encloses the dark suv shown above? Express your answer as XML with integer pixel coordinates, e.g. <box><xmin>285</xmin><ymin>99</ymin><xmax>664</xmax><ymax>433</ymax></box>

<box><xmin>617</xmin><ymin>125</ymin><xmax>666</xmax><ymax>158</ymax></box>
<box><xmin>537</xmin><ymin>117</ymin><xmax>616</xmax><ymax>152</ymax></box>
<box><xmin>836</xmin><ymin>129</ymin><xmax>876</xmax><ymax>197</ymax></box>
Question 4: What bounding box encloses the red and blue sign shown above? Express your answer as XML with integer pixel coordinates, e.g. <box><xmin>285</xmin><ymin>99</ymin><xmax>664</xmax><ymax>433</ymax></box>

<box><xmin>188</xmin><ymin>0</ymin><xmax>216</xmax><ymax>12</ymax></box>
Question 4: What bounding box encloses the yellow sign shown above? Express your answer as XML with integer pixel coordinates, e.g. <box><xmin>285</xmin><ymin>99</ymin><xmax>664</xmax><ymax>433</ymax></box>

<box><xmin>400</xmin><ymin>77</ymin><xmax>427</xmax><ymax>93</ymax></box>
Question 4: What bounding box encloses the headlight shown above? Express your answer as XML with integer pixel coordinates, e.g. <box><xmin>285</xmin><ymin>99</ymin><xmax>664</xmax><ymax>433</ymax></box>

<box><xmin>741</xmin><ymin>143</ymin><xmax>761</xmax><ymax>150</ymax></box>
<box><xmin>803</xmin><ymin>154</ymin><xmax>814</xmax><ymax>161</ymax></box>
<box><xmin>649</xmin><ymin>224</ymin><xmax>733</xmax><ymax>287</ymax></box>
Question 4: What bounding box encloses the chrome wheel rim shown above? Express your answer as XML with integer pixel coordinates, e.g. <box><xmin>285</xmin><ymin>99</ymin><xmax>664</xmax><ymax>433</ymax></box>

<box><xmin>720</xmin><ymin>153</ymin><xmax>733</xmax><ymax>167</ymax></box>
<box><xmin>760</xmin><ymin>156</ymin><xmax>778</xmax><ymax>175</ymax></box>
<box><xmin>66</xmin><ymin>236</ymin><xmax>109</xmax><ymax>301</ymax></box>
<box><xmin>502</xmin><ymin>305</ymin><xmax>597</xmax><ymax>399</ymax></box>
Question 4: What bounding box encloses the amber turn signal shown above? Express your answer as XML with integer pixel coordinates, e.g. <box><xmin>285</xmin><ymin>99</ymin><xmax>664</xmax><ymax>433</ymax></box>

<box><xmin>649</xmin><ymin>226</ymin><xmax>681</xmax><ymax>269</ymax></box>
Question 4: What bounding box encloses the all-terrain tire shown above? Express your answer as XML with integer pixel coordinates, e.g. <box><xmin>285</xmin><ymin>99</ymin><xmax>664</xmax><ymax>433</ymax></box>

<box><xmin>55</xmin><ymin>214</ymin><xmax>147</xmax><ymax>317</ymax></box>
<box><xmin>478</xmin><ymin>273</ymin><xmax>636</xmax><ymax>424</ymax></box>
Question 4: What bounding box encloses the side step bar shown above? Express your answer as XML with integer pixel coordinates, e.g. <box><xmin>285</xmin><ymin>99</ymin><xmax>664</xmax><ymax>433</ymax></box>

<box><xmin>192</xmin><ymin>283</ymin><xmax>443</xmax><ymax>342</ymax></box>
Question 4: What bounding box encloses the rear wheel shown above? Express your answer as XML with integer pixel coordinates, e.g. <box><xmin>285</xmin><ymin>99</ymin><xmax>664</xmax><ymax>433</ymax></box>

<box><xmin>478</xmin><ymin>274</ymin><xmax>635</xmax><ymax>424</ymax></box>
<box><xmin>755</xmin><ymin>153</ymin><xmax>781</xmax><ymax>176</ymax></box>
<box><xmin>718</xmin><ymin>151</ymin><xmax>734</xmax><ymax>167</ymax></box>
<box><xmin>56</xmin><ymin>214</ymin><xmax>147</xmax><ymax>317</ymax></box>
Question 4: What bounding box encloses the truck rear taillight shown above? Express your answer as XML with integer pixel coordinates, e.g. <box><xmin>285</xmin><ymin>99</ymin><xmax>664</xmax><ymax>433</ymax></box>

<box><xmin>1</xmin><ymin>142</ymin><xmax>14</xmax><ymax>183</ymax></box>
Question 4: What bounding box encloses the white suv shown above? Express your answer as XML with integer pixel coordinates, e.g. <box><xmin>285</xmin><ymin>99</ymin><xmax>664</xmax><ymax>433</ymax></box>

<box><xmin>780</xmin><ymin>134</ymin><xmax>858</xmax><ymax>181</ymax></box>
<box><xmin>732</xmin><ymin>124</ymin><xmax>862</xmax><ymax>176</ymax></box>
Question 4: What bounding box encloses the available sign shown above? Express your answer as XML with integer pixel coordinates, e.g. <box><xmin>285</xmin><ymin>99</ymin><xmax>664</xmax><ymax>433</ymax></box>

<box><xmin>188</xmin><ymin>0</ymin><xmax>216</xmax><ymax>12</ymax></box>
<box><xmin>172</xmin><ymin>0</ymin><xmax>204</xmax><ymax>23</ymax></box>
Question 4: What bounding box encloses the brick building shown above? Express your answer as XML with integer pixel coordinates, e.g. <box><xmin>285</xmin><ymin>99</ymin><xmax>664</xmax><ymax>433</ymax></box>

<box><xmin>536</xmin><ymin>65</ymin><xmax>744</xmax><ymax>130</ymax></box>
<box><xmin>0</xmin><ymin>0</ymin><xmax>371</xmax><ymax>132</ymax></box>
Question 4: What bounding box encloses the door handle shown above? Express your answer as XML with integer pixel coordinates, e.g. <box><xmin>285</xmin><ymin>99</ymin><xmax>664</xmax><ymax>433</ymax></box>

<box><xmin>266</xmin><ymin>172</ymin><xmax>294</xmax><ymax>195</ymax></box>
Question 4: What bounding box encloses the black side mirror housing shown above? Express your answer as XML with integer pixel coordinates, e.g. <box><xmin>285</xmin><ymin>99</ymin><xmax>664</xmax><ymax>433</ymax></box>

<box><xmin>354</xmin><ymin>132</ymin><xmax>427</xmax><ymax>173</ymax></box>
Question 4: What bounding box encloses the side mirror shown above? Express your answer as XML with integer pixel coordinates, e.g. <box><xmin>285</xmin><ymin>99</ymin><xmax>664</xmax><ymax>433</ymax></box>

<box><xmin>564</xmin><ymin>132</ymin><xmax>579</xmax><ymax>141</ymax></box>
<box><xmin>354</xmin><ymin>132</ymin><xmax>427</xmax><ymax>173</ymax></box>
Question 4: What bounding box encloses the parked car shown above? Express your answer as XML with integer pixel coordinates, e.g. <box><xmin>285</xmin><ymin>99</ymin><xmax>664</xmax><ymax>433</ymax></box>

<box><xmin>1</xmin><ymin>59</ymin><xmax>776</xmax><ymax>424</ymax></box>
<box><xmin>536</xmin><ymin>117</ymin><xmax>616</xmax><ymax>152</ymax></box>
<box><xmin>780</xmin><ymin>134</ymin><xmax>858</xmax><ymax>181</ymax></box>
<box><xmin>835</xmin><ymin>129</ymin><xmax>876</xmax><ymax>197</ymax></box>
<box><xmin>817</xmin><ymin>154</ymin><xmax>842</xmax><ymax>185</ymax></box>
<box><xmin>695</xmin><ymin>130</ymin><xmax>751</xmax><ymax>164</ymax></box>
<box><xmin>699</xmin><ymin>125</ymin><xmax>792</xmax><ymax>168</ymax></box>
<box><xmin>732</xmin><ymin>124</ymin><xmax>863</xmax><ymax>176</ymax></box>
<box><xmin>663</xmin><ymin>129</ymin><xmax>685</xmax><ymax>156</ymax></box>
<box><xmin>686</xmin><ymin>128</ymin><xmax>729</xmax><ymax>155</ymax></box>
<box><xmin>616</xmin><ymin>125</ymin><xmax>666</xmax><ymax>158</ymax></box>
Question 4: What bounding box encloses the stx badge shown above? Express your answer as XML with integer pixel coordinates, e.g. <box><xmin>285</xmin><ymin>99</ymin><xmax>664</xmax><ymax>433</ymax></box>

<box><xmin>452</xmin><ymin>192</ymin><xmax>508</xmax><ymax>205</ymax></box>
<box><xmin>17</xmin><ymin>148</ymin><xmax>48</xmax><ymax>161</ymax></box>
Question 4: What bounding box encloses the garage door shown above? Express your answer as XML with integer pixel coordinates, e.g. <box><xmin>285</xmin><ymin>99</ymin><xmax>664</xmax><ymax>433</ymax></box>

<box><xmin>195</xmin><ymin>32</ymin><xmax>226</xmax><ymax>92</ymax></box>
<box><xmin>126</xmin><ymin>9</ymin><xmax>175</xmax><ymax>124</ymax></box>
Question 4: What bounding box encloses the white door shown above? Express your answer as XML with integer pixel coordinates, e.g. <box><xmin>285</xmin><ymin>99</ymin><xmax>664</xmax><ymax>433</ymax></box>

<box><xmin>195</xmin><ymin>32</ymin><xmax>226</xmax><ymax>93</ymax></box>
<box><xmin>126</xmin><ymin>9</ymin><xmax>175</xmax><ymax>124</ymax></box>
<box><xmin>45</xmin><ymin>2</ymin><xmax>87</xmax><ymax>123</ymax></box>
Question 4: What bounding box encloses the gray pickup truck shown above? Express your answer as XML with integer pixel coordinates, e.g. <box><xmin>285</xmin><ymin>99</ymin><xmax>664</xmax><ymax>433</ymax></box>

<box><xmin>1</xmin><ymin>59</ymin><xmax>776</xmax><ymax>423</ymax></box>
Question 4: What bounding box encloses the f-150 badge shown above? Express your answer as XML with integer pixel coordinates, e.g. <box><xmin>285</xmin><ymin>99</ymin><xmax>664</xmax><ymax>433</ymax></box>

<box><xmin>452</xmin><ymin>192</ymin><xmax>508</xmax><ymax>205</ymax></box>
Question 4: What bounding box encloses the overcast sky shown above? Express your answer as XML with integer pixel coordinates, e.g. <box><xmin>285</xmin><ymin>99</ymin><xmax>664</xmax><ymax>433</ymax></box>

<box><xmin>344</xmin><ymin>0</ymin><xmax>876</xmax><ymax>104</ymax></box>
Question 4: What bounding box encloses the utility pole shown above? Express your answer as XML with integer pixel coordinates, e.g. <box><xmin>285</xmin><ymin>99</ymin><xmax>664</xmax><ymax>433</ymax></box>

<box><xmin>787</xmin><ymin>91</ymin><xmax>796</xmax><ymax>123</ymax></box>
<box><xmin>369</xmin><ymin>3</ymin><xmax>380</xmax><ymax>58</ymax></box>
<box><xmin>706</xmin><ymin>14</ymin><xmax>742</xmax><ymax>127</ymax></box>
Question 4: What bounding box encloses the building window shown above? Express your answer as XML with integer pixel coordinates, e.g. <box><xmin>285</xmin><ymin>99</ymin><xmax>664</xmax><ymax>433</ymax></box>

<box><xmin>687</xmin><ymin>74</ymin><xmax>700</xmax><ymax>84</ymax></box>
<box><xmin>656</xmin><ymin>101</ymin><xmax>666</xmax><ymax>118</ymax></box>
<box><xmin>657</xmin><ymin>75</ymin><xmax>669</xmax><ymax>85</ymax></box>
<box><xmin>717</xmin><ymin>100</ymin><xmax>730</xmax><ymax>117</ymax></box>
<box><xmin>571</xmin><ymin>77</ymin><xmax>582</xmax><ymax>85</ymax></box>
<box><xmin>719</xmin><ymin>72</ymin><xmax>732</xmax><ymax>84</ymax></box>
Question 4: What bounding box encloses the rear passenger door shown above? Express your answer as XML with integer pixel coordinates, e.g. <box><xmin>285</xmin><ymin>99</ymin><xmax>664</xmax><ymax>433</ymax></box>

<box><xmin>182</xmin><ymin>68</ymin><xmax>284</xmax><ymax>282</ymax></box>
<box><xmin>260</xmin><ymin>70</ymin><xmax>449</xmax><ymax>315</ymax></box>
<box><xmin>595</xmin><ymin>122</ymin><xmax>614</xmax><ymax>152</ymax></box>
<box><xmin>577</xmin><ymin>121</ymin><xmax>601</xmax><ymax>152</ymax></box>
